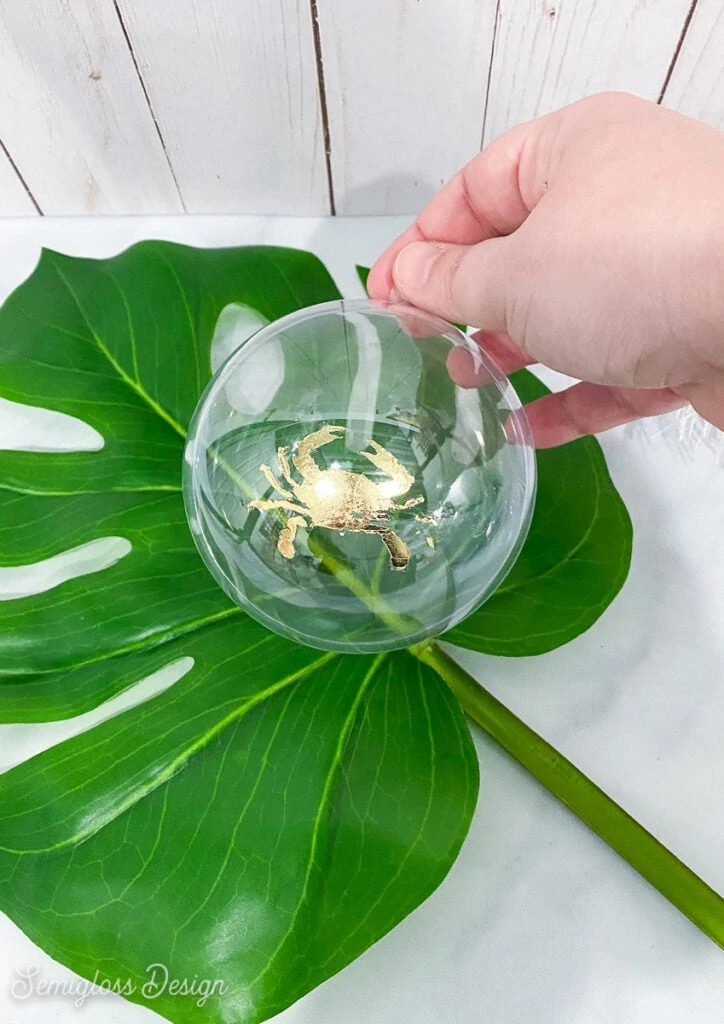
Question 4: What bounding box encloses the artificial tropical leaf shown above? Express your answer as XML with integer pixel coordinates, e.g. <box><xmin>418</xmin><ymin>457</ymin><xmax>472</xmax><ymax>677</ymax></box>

<box><xmin>0</xmin><ymin>242</ymin><xmax>340</xmax><ymax>688</ymax></box>
<box><xmin>0</xmin><ymin>619</ymin><xmax>478</xmax><ymax>1024</ymax></box>
<box><xmin>0</xmin><ymin>487</ymin><xmax>233</xmax><ymax>675</ymax></box>
<box><xmin>0</xmin><ymin>242</ymin><xmax>635</xmax><ymax>1024</ymax></box>
<box><xmin>355</xmin><ymin>263</ymin><xmax>370</xmax><ymax>291</ymax></box>
<box><xmin>0</xmin><ymin>604</ymin><xmax>235</xmax><ymax>723</ymax></box>
<box><xmin>0</xmin><ymin>243</ymin><xmax>340</xmax><ymax>494</ymax></box>
<box><xmin>445</xmin><ymin>368</ymin><xmax>633</xmax><ymax>655</ymax></box>
<box><xmin>0</xmin><ymin>243</ymin><xmax>480</xmax><ymax>1024</ymax></box>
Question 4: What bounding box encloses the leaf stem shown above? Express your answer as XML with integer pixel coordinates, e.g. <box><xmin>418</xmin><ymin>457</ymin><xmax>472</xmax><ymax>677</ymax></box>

<box><xmin>308</xmin><ymin>535</ymin><xmax>421</xmax><ymax>637</ymax></box>
<box><xmin>411</xmin><ymin>641</ymin><xmax>724</xmax><ymax>949</ymax></box>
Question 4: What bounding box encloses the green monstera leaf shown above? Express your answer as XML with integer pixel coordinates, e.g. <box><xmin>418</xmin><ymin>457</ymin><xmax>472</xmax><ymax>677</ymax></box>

<box><xmin>0</xmin><ymin>623</ymin><xmax>477</xmax><ymax>1024</ymax></box>
<box><xmin>0</xmin><ymin>241</ymin><xmax>672</xmax><ymax>1024</ymax></box>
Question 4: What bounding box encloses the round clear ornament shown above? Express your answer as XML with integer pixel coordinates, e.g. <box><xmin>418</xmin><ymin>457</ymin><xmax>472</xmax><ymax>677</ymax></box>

<box><xmin>183</xmin><ymin>299</ymin><xmax>536</xmax><ymax>653</ymax></box>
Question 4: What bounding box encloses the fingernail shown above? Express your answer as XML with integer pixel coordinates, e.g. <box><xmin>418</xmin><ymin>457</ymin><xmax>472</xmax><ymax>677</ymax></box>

<box><xmin>388</xmin><ymin>285</ymin><xmax>402</xmax><ymax>303</ymax></box>
<box><xmin>393</xmin><ymin>242</ymin><xmax>443</xmax><ymax>296</ymax></box>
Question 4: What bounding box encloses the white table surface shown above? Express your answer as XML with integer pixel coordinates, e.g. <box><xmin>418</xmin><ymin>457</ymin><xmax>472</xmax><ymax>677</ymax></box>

<box><xmin>0</xmin><ymin>215</ymin><xmax>722</xmax><ymax>1024</ymax></box>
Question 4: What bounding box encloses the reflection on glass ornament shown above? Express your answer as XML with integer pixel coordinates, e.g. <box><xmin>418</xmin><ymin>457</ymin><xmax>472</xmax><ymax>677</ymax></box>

<box><xmin>183</xmin><ymin>299</ymin><xmax>536</xmax><ymax>653</ymax></box>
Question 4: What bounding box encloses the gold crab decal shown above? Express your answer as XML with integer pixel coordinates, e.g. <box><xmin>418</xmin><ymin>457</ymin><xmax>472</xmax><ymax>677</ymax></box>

<box><xmin>249</xmin><ymin>424</ymin><xmax>423</xmax><ymax>569</ymax></box>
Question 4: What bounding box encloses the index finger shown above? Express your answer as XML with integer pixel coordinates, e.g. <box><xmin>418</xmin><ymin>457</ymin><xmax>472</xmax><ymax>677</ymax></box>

<box><xmin>367</xmin><ymin>121</ymin><xmax>534</xmax><ymax>301</ymax></box>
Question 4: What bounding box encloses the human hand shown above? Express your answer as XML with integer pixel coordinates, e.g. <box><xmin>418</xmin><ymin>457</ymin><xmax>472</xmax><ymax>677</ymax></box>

<box><xmin>368</xmin><ymin>93</ymin><xmax>724</xmax><ymax>447</ymax></box>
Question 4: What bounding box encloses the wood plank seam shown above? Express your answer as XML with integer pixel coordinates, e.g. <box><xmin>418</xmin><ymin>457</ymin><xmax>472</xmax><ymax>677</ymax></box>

<box><xmin>480</xmin><ymin>0</ymin><xmax>502</xmax><ymax>147</ymax></box>
<box><xmin>111</xmin><ymin>0</ymin><xmax>187</xmax><ymax>211</ymax></box>
<box><xmin>658</xmin><ymin>0</ymin><xmax>701</xmax><ymax>104</ymax></box>
<box><xmin>309</xmin><ymin>0</ymin><xmax>336</xmax><ymax>215</ymax></box>
<box><xmin>0</xmin><ymin>139</ymin><xmax>42</xmax><ymax>215</ymax></box>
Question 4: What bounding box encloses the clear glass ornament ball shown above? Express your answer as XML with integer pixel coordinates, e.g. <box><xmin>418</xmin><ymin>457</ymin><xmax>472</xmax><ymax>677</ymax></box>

<box><xmin>183</xmin><ymin>299</ymin><xmax>536</xmax><ymax>653</ymax></box>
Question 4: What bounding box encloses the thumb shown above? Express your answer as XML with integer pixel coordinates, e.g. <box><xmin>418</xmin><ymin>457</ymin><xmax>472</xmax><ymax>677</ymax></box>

<box><xmin>392</xmin><ymin>238</ymin><xmax>515</xmax><ymax>331</ymax></box>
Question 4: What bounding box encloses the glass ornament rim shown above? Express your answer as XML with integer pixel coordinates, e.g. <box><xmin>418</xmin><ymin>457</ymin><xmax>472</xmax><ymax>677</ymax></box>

<box><xmin>202</xmin><ymin>295</ymin><xmax>534</xmax><ymax>439</ymax></box>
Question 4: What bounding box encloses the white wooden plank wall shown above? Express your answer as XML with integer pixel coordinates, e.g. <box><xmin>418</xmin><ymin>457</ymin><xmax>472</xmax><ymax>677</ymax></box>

<box><xmin>316</xmin><ymin>0</ymin><xmax>498</xmax><ymax>214</ymax></box>
<box><xmin>483</xmin><ymin>0</ymin><xmax>695</xmax><ymax>144</ymax></box>
<box><xmin>0</xmin><ymin>0</ymin><xmax>181</xmax><ymax>214</ymax></box>
<box><xmin>0</xmin><ymin>0</ymin><xmax>721</xmax><ymax>217</ymax></box>
<box><xmin>114</xmin><ymin>0</ymin><xmax>328</xmax><ymax>214</ymax></box>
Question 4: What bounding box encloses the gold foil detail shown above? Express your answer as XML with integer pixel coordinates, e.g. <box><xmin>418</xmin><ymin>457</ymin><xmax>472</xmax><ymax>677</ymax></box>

<box><xmin>249</xmin><ymin>424</ymin><xmax>423</xmax><ymax>570</ymax></box>
<box><xmin>426</xmin><ymin>536</ymin><xmax>435</xmax><ymax>549</ymax></box>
